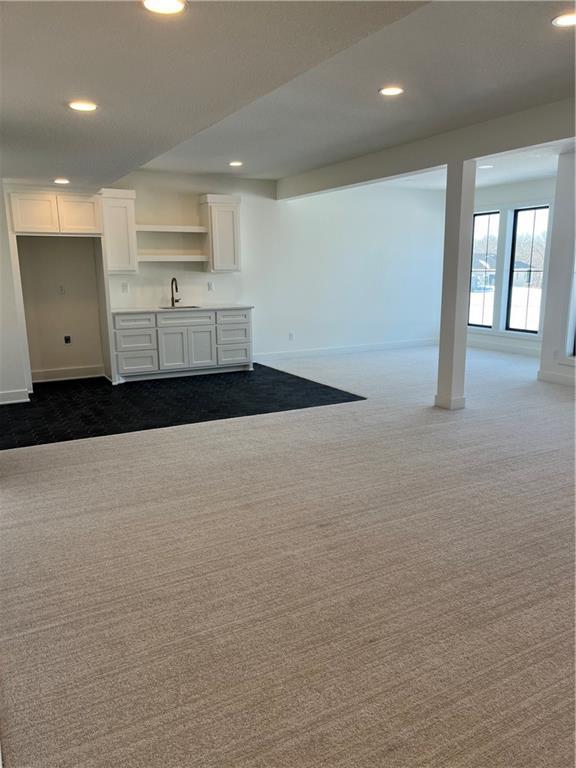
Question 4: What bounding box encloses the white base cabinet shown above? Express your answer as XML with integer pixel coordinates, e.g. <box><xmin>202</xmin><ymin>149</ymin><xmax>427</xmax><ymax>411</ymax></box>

<box><xmin>158</xmin><ymin>327</ymin><xmax>190</xmax><ymax>370</ymax></box>
<box><xmin>189</xmin><ymin>327</ymin><xmax>217</xmax><ymax>368</ymax></box>
<box><xmin>114</xmin><ymin>307</ymin><xmax>252</xmax><ymax>379</ymax></box>
<box><xmin>158</xmin><ymin>325</ymin><xmax>217</xmax><ymax>371</ymax></box>
<box><xmin>157</xmin><ymin>326</ymin><xmax>217</xmax><ymax>370</ymax></box>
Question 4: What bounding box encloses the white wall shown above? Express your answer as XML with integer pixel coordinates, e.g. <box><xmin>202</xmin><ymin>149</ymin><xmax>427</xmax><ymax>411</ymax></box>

<box><xmin>110</xmin><ymin>171</ymin><xmax>445</xmax><ymax>356</ymax></box>
<box><xmin>261</xmin><ymin>184</ymin><xmax>445</xmax><ymax>355</ymax></box>
<box><xmin>474</xmin><ymin>177</ymin><xmax>556</xmax><ymax>211</ymax></box>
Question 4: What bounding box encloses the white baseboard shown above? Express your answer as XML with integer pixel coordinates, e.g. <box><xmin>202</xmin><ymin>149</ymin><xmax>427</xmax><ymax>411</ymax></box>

<box><xmin>467</xmin><ymin>332</ymin><xmax>541</xmax><ymax>357</ymax></box>
<box><xmin>32</xmin><ymin>365</ymin><xmax>104</xmax><ymax>383</ymax></box>
<box><xmin>255</xmin><ymin>337</ymin><xmax>437</xmax><ymax>361</ymax></box>
<box><xmin>116</xmin><ymin>364</ymin><xmax>252</xmax><ymax>384</ymax></box>
<box><xmin>0</xmin><ymin>388</ymin><xmax>29</xmax><ymax>404</ymax></box>
<box><xmin>537</xmin><ymin>368</ymin><xmax>576</xmax><ymax>386</ymax></box>
<box><xmin>434</xmin><ymin>394</ymin><xmax>466</xmax><ymax>410</ymax></box>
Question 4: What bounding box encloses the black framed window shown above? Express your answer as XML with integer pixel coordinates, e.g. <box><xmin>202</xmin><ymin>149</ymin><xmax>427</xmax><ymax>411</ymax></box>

<box><xmin>468</xmin><ymin>211</ymin><xmax>500</xmax><ymax>328</ymax></box>
<box><xmin>506</xmin><ymin>206</ymin><xmax>550</xmax><ymax>333</ymax></box>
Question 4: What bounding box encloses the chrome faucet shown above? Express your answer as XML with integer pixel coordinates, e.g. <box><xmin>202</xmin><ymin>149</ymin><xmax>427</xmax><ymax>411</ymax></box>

<box><xmin>170</xmin><ymin>277</ymin><xmax>180</xmax><ymax>308</ymax></box>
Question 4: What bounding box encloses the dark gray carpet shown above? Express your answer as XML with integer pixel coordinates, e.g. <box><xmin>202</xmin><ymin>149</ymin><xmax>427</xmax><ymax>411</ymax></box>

<box><xmin>0</xmin><ymin>364</ymin><xmax>365</xmax><ymax>450</ymax></box>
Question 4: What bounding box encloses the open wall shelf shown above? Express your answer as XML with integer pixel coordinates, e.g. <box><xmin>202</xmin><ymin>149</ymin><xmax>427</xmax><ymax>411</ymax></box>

<box><xmin>137</xmin><ymin>252</ymin><xmax>208</xmax><ymax>263</ymax></box>
<box><xmin>135</xmin><ymin>224</ymin><xmax>207</xmax><ymax>233</ymax></box>
<box><xmin>136</xmin><ymin>226</ymin><xmax>209</xmax><ymax>265</ymax></box>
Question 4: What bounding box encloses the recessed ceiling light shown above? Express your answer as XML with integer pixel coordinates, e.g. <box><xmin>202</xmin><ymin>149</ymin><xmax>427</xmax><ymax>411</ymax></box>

<box><xmin>143</xmin><ymin>0</ymin><xmax>186</xmax><ymax>14</ymax></box>
<box><xmin>552</xmin><ymin>12</ymin><xmax>576</xmax><ymax>27</ymax></box>
<box><xmin>479</xmin><ymin>164</ymin><xmax>494</xmax><ymax>169</ymax></box>
<box><xmin>53</xmin><ymin>178</ymin><xmax>70</xmax><ymax>185</ymax></box>
<box><xmin>229</xmin><ymin>161</ymin><xmax>243</xmax><ymax>167</ymax></box>
<box><xmin>68</xmin><ymin>100</ymin><xmax>98</xmax><ymax>112</ymax></box>
<box><xmin>379</xmin><ymin>86</ymin><xmax>404</xmax><ymax>97</ymax></box>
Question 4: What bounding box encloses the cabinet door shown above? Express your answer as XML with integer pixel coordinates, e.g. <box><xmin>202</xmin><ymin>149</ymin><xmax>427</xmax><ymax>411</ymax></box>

<box><xmin>102</xmin><ymin>197</ymin><xmax>138</xmax><ymax>273</ymax></box>
<box><xmin>57</xmin><ymin>195</ymin><xmax>101</xmax><ymax>233</ymax></box>
<box><xmin>10</xmin><ymin>192</ymin><xmax>60</xmax><ymax>233</ymax></box>
<box><xmin>210</xmin><ymin>204</ymin><xmax>240</xmax><ymax>272</ymax></box>
<box><xmin>188</xmin><ymin>327</ymin><xmax>217</xmax><ymax>368</ymax></box>
<box><xmin>158</xmin><ymin>326</ymin><xmax>190</xmax><ymax>370</ymax></box>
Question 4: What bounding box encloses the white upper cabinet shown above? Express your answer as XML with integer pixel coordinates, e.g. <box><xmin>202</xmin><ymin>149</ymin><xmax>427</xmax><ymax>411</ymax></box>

<box><xmin>57</xmin><ymin>195</ymin><xmax>101</xmax><ymax>233</ymax></box>
<box><xmin>10</xmin><ymin>192</ymin><xmax>60</xmax><ymax>233</ymax></box>
<box><xmin>10</xmin><ymin>192</ymin><xmax>101</xmax><ymax>234</ymax></box>
<box><xmin>100</xmin><ymin>189</ymin><xmax>138</xmax><ymax>273</ymax></box>
<box><xmin>200</xmin><ymin>194</ymin><xmax>241</xmax><ymax>272</ymax></box>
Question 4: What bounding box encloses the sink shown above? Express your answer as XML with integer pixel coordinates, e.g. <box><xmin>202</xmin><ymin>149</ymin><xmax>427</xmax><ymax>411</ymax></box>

<box><xmin>159</xmin><ymin>305</ymin><xmax>201</xmax><ymax>309</ymax></box>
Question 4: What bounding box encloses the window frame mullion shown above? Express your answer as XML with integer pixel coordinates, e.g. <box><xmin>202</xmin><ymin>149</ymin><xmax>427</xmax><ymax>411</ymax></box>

<box><xmin>493</xmin><ymin>206</ymin><xmax>513</xmax><ymax>331</ymax></box>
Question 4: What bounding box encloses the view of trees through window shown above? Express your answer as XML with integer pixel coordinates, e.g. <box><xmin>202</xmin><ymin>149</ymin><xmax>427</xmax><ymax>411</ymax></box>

<box><xmin>467</xmin><ymin>206</ymin><xmax>550</xmax><ymax>334</ymax></box>
<box><xmin>468</xmin><ymin>212</ymin><xmax>500</xmax><ymax>327</ymax></box>
<box><xmin>506</xmin><ymin>207</ymin><xmax>549</xmax><ymax>333</ymax></box>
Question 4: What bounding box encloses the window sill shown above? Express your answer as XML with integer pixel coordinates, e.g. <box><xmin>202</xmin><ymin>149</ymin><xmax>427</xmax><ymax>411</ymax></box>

<box><xmin>467</xmin><ymin>327</ymin><xmax>541</xmax><ymax>357</ymax></box>
<box><xmin>468</xmin><ymin>327</ymin><xmax>541</xmax><ymax>342</ymax></box>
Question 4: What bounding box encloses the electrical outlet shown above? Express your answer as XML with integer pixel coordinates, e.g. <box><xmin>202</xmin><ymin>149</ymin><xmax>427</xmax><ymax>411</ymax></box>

<box><xmin>121</xmin><ymin>281</ymin><xmax>129</xmax><ymax>294</ymax></box>
<box><xmin>207</xmin><ymin>281</ymin><xmax>214</xmax><ymax>292</ymax></box>
<box><xmin>64</xmin><ymin>335</ymin><xmax>71</xmax><ymax>344</ymax></box>
<box><xmin>58</xmin><ymin>285</ymin><xmax>66</xmax><ymax>295</ymax></box>
<box><xmin>288</xmin><ymin>331</ymin><xmax>295</xmax><ymax>342</ymax></box>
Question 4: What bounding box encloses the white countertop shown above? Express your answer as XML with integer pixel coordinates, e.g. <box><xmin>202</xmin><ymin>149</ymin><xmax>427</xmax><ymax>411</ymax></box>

<box><xmin>111</xmin><ymin>304</ymin><xmax>254</xmax><ymax>313</ymax></box>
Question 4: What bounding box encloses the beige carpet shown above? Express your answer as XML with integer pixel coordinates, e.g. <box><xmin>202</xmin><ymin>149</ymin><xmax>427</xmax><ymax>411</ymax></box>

<box><xmin>0</xmin><ymin>347</ymin><xmax>574</xmax><ymax>768</ymax></box>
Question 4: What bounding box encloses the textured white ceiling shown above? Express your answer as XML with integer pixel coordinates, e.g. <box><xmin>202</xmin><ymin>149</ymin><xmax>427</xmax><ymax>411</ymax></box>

<box><xmin>0</xmin><ymin>1</ymin><xmax>422</xmax><ymax>186</ymax></box>
<box><xmin>146</xmin><ymin>1</ymin><xmax>575</xmax><ymax>180</ymax></box>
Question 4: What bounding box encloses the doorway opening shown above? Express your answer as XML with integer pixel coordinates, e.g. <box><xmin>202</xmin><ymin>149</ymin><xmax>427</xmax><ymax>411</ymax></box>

<box><xmin>18</xmin><ymin>236</ymin><xmax>110</xmax><ymax>384</ymax></box>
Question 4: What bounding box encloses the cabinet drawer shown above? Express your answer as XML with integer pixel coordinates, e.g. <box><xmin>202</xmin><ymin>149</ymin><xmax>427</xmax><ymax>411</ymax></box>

<box><xmin>117</xmin><ymin>350</ymin><xmax>159</xmax><ymax>375</ymax></box>
<box><xmin>216</xmin><ymin>324</ymin><xmax>251</xmax><ymax>345</ymax></box>
<box><xmin>157</xmin><ymin>311</ymin><xmax>215</xmax><ymax>327</ymax></box>
<box><xmin>113</xmin><ymin>313</ymin><xmax>156</xmax><ymax>330</ymax></box>
<box><xmin>216</xmin><ymin>309</ymin><xmax>251</xmax><ymax>325</ymax></box>
<box><xmin>115</xmin><ymin>329</ymin><xmax>157</xmax><ymax>352</ymax></box>
<box><xmin>217</xmin><ymin>344</ymin><xmax>252</xmax><ymax>366</ymax></box>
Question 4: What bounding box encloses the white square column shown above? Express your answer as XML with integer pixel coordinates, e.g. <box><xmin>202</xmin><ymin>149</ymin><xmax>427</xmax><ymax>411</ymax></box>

<box><xmin>435</xmin><ymin>159</ymin><xmax>476</xmax><ymax>410</ymax></box>
<box><xmin>538</xmin><ymin>151</ymin><xmax>575</xmax><ymax>386</ymax></box>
